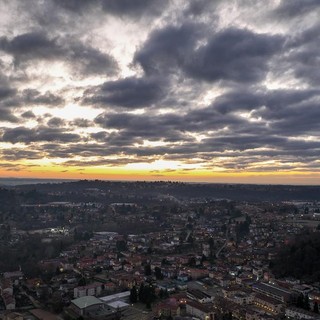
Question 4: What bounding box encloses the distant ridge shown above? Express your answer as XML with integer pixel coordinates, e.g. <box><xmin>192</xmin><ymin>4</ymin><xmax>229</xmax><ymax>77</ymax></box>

<box><xmin>0</xmin><ymin>178</ymin><xmax>76</xmax><ymax>186</ymax></box>
<box><xmin>4</xmin><ymin>179</ymin><xmax>320</xmax><ymax>202</ymax></box>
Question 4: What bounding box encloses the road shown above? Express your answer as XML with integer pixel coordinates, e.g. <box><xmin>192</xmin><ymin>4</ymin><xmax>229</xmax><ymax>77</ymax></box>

<box><xmin>215</xmin><ymin>227</ymin><xmax>229</xmax><ymax>258</ymax></box>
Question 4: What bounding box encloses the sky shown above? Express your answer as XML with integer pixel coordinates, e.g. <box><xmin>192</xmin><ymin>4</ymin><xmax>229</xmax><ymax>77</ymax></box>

<box><xmin>0</xmin><ymin>0</ymin><xmax>320</xmax><ymax>185</ymax></box>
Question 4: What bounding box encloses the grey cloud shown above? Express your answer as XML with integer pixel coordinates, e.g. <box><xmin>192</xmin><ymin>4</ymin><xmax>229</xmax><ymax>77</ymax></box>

<box><xmin>185</xmin><ymin>28</ymin><xmax>284</xmax><ymax>83</ymax></box>
<box><xmin>52</xmin><ymin>0</ymin><xmax>96</xmax><ymax>13</ymax></box>
<box><xmin>202</xmin><ymin>134</ymin><xmax>288</xmax><ymax>152</ymax></box>
<box><xmin>70</xmin><ymin>118</ymin><xmax>93</xmax><ymax>128</ymax></box>
<box><xmin>275</xmin><ymin>0</ymin><xmax>320</xmax><ymax>18</ymax></box>
<box><xmin>21</xmin><ymin>89</ymin><xmax>64</xmax><ymax>106</ymax></box>
<box><xmin>134</xmin><ymin>23</ymin><xmax>204</xmax><ymax>75</ymax></box>
<box><xmin>1</xmin><ymin>148</ymin><xmax>43</xmax><ymax>161</ymax></box>
<box><xmin>21</xmin><ymin>111</ymin><xmax>36</xmax><ymax>119</ymax></box>
<box><xmin>135</xmin><ymin>24</ymin><xmax>283</xmax><ymax>84</ymax></box>
<box><xmin>66</xmin><ymin>40</ymin><xmax>119</xmax><ymax>76</ymax></box>
<box><xmin>84</xmin><ymin>76</ymin><xmax>167</xmax><ymax>108</ymax></box>
<box><xmin>214</xmin><ymin>88</ymin><xmax>320</xmax><ymax>114</ymax></box>
<box><xmin>0</xmin><ymin>88</ymin><xmax>63</xmax><ymax>123</ymax></box>
<box><xmin>47</xmin><ymin>117</ymin><xmax>66</xmax><ymax>127</ymax></box>
<box><xmin>0</xmin><ymin>32</ymin><xmax>118</xmax><ymax>76</ymax></box>
<box><xmin>0</xmin><ymin>87</ymin><xmax>17</xmax><ymax>100</ymax></box>
<box><xmin>0</xmin><ymin>32</ymin><xmax>60</xmax><ymax>64</ymax></box>
<box><xmin>1</xmin><ymin>126</ymin><xmax>81</xmax><ymax>144</ymax></box>
<box><xmin>0</xmin><ymin>110</ymin><xmax>19</xmax><ymax>123</ymax></box>
<box><xmin>101</xmin><ymin>0</ymin><xmax>169</xmax><ymax>18</ymax></box>
<box><xmin>0</xmin><ymin>85</ymin><xmax>19</xmax><ymax>122</ymax></box>
<box><xmin>284</xmin><ymin>24</ymin><xmax>320</xmax><ymax>85</ymax></box>
<box><xmin>52</xmin><ymin>0</ymin><xmax>169</xmax><ymax>18</ymax></box>
<box><xmin>184</xmin><ymin>0</ymin><xmax>214</xmax><ymax>16</ymax></box>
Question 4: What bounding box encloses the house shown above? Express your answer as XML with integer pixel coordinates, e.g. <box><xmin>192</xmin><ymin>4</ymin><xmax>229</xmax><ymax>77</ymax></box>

<box><xmin>157</xmin><ymin>281</ymin><xmax>176</xmax><ymax>293</ymax></box>
<box><xmin>70</xmin><ymin>296</ymin><xmax>104</xmax><ymax>316</ymax></box>
<box><xmin>73</xmin><ymin>282</ymin><xmax>103</xmax><ymax>298</ymax></box>
<box><xmin>254</xmin><ymin>293</ymin><xmax>284</xmax><ymax>314</ymax></box>
<box><xmin>187</xmin><ymin>289</ymin><xmax>214</xmax><ymax>304</ymax></box>
<box><xmin>177</xmin><ymin>273</ymin><xmax>189</xmax><ymax>282</ymax></box>
<box><xmin>186</xmin><ymin>300</ymin><xmax>215</xmax><ymax>320</ymax></box>
<box><xmin>252</xmin><ymin>282</ymin><xmax>292</xmax><ymax>303</ymax></box>
<box><xmin>285</xmin><ymin>306</ymin><xmax>320</xmax><ymax>320</ymax></box>
<box><xmin>155</xmin><ymin>298</ymin><xmax>181</xmax><ymax>318</ymax></box>
<box><xmin>186</xmin><ymin>268</ymin><xmax>209</xmax><ymax>280</ymax></box>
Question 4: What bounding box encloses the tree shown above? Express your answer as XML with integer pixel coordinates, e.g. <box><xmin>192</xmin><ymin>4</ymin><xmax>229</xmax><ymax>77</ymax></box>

<box><xmin>143</xmin><ymin>284</ymin><xmax>156</xmax><ymax>308</ymax></box>
<box><xmin>188</xmin><ymin>257</ymin><xmax>196</xmax><ymax>267</ymax></box>
<box><xmin>139</xmin><ymin>283</ymin><xmax>145</xmax><ymax>302</ymax></box>
<box><xmin>303</xmin><ymin>294</ymin><xmax>310</xmax><ymax>310</ymax></box>
<box><xmin>208</xmin><ymin>237</ymin><xmax>215</xmax><ymax>257</ymax></box>
<box><xmin>130</xmin><ymin>286</ymin><xmax>138</xmax><ymax>303</ymax></box>
<box><xmin>138</xmin><ymin>283</ymin><xmax>156</xmax><ymax>307</ymax></box>
<box><xmin>78</xmin><ymin>277</ymin><xmax>86</xmax><ymax>286</ymax></box>
<box><xmin>154</xmin><ymin>267</ymin><xmax>163</xmax><ymax>280</ymax></box>
<box><xmin>296</xmin><ymin>294</ymin><xmax>304</xmax><ymax>308</ymax></box>
<box><xmin>144</xmin><ymin>264</ymin><xmax>152</xmax><ymax>276</ymax></box>
<box><xmin>116</xmin><ymin>240</ymin><xmax>127</xmax><ymax>252</ymax></box>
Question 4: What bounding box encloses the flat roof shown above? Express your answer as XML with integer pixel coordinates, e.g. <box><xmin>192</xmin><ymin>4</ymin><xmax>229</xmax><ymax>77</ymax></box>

<box><xmin>100</xmin><ymin>291</ymin><xmax>130</xmax><ymax>302</ymax></box>
<box><xmin>253</xmin><ymin>282</ymin><xmax>291</xmax><ymax>298</ymax></box>
<box><xmin>71</xmin><ymin>296</ymin><xmax>103</xmax><ymax>309</ymax></box>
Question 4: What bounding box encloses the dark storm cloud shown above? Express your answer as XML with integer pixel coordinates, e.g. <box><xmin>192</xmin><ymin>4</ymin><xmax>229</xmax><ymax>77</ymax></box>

<box><xmin>1</xmin><ymin>126</ymin><xmax>81</xmax><ymax>144</ymax></box>
<box><xmin>135</xmin><ymin>24</ymin><xmax>283</xmax><ymax>83</ymax></box>
<box><xmin>0</xmin><ymin>32</ymin><xmax>118</xmax><ymax>76</ymax></box>
<box><xmin>84</xmin><ymin>76</ymin><xmax>167</xmax><ymax>108</ymax></box>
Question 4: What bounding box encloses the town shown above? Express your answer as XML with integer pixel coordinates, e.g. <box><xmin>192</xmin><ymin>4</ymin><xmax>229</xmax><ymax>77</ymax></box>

<box><xmin>0</xmin><ymin>181</ymin><xmax>320</xmax><ymax>320</ymax></box>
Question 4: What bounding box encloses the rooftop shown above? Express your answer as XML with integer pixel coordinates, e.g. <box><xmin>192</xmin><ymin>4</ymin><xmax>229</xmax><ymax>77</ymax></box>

<box><xmin>71</xmin><ymin>296</ymin><xmax>103</xmax><ymax>309</ymax></box>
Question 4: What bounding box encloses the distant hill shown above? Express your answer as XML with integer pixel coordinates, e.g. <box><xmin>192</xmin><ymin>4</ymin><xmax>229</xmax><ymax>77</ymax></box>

<box><xmin>0</xmin><ymin>178</ymin><xmax>75</xmax><ymax>186</ymax></box>
<box><xmin>10</xmin><ymin>180</ymin><xmax>320</xmax><ymax>202</ymax></box>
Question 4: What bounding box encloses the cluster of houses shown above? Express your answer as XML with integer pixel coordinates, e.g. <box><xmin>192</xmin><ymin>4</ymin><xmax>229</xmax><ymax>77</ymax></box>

<box><xmin>1</xmin><ymin>200</ymin><xmax>320</xmax><ymax>319</ymax></box>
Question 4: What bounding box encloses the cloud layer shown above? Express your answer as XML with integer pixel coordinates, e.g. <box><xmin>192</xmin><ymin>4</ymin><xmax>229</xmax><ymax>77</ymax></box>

<box><xmin>0</xmin><ymin>0</ymin><xmax>320</xmax><ymax>183</ymax></box>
